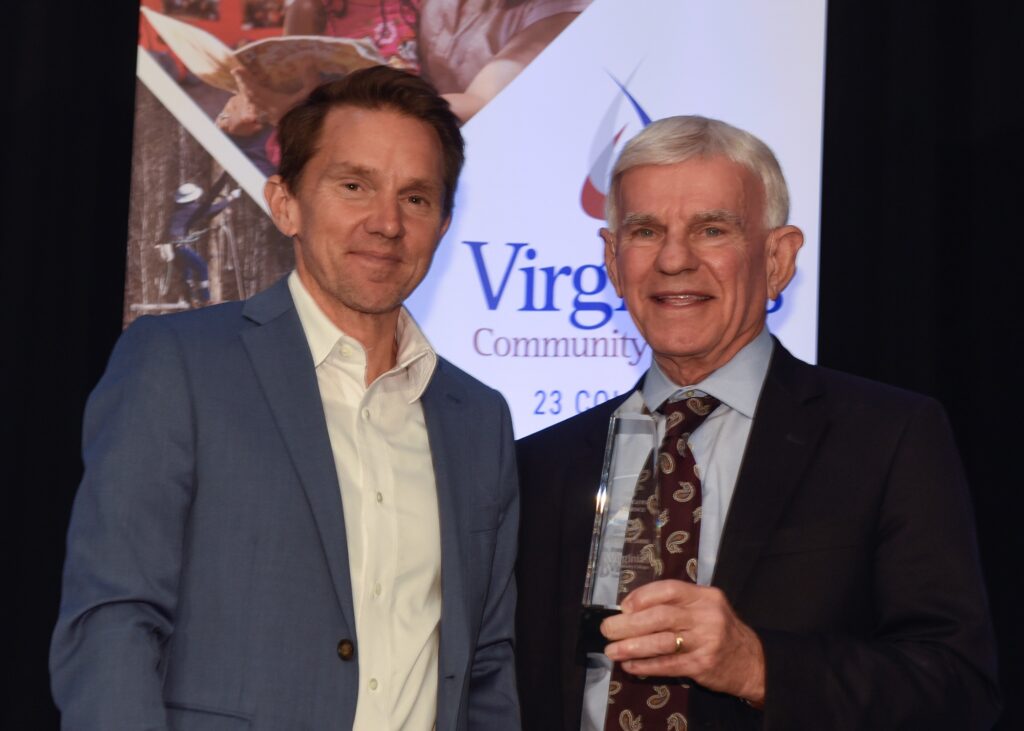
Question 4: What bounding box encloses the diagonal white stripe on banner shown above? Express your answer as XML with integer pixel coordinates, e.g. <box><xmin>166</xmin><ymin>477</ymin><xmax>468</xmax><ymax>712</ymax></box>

<box><xmin>136</xmin><ymin>47</ymin><xmax>270</xmax><ymax>214</ymax></box>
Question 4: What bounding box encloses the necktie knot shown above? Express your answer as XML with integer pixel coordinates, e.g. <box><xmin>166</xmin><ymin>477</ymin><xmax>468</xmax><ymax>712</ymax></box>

<box><xmin>658</xmin><ymin>393</ymin><xmax>721</xmax><ymax>437</ymax></box>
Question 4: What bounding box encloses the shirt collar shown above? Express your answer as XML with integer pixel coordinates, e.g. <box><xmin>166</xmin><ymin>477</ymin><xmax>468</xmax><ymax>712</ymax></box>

<box><xmin>288</xmin><ymin>270</ymin><xmax>343</xmax><ymax>367</ymax></box>
<box><xmin>641</xmin><ymin>327</ymin><xmax>773</xmax><ymax>418</ymax></box>
<box><xmin>287</xmin><ymin>270</ymin><xmax>438</xmax><ymax>402</ymax></box>
<box><xmin>393</xmin><ymin>308</ymin><xmax>438</xmax><ymax>402</ymax></box>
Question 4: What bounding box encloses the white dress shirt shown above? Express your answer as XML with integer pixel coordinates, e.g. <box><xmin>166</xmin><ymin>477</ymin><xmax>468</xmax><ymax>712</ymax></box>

<box><xmin>289</xmin><ymin>272</ymin><xmax>442</xmax><ymax>731</ymax></box>
<box><xmin>580</xmin><ymin>328</ymin><xmax>773</xmax><ymax>731</ymax></box>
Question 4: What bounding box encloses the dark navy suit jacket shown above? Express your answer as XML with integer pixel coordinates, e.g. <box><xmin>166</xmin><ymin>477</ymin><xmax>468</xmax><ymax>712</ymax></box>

<box><xmin>515</xmin><ymin>341</ymin><xmax>999</xmax><ymax>730</ymax></box>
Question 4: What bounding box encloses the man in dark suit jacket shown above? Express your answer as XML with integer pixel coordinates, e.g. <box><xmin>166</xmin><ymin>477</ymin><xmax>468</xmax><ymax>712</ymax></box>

<box><xmin>515</xmin><ymin>115</ymin><xmax>999</xmax><ymax>730</ymax></box>
<box><xmin>51</xmin><ymin>68</ymin><xmax>520</xmax><ymax>730</ymax></box>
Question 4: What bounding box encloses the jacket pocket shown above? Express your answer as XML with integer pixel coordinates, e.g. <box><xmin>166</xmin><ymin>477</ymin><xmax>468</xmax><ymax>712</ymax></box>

<box><xmin>166</xmin><ymin>701</ymin><xmax>252</xmax><ymax>730</ymax></box>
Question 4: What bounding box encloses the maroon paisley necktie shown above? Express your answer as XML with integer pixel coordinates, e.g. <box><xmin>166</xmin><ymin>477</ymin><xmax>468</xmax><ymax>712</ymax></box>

<box><xmin>604</xmin><ymin>393</ymin><xmax>721</xmax><ymax>731</ymax></box>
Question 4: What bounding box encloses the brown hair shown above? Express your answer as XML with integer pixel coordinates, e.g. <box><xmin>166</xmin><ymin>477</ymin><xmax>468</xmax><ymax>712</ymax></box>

<box><xmin>277</xmin><ymin>66</ymin><xmax>465</xmax><ymax>217</ymax></box>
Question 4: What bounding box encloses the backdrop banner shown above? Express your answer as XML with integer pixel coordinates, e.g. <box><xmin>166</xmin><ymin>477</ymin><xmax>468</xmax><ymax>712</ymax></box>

<box><xmin>125</xmin><ymin>0</ymin><xmax>826</xmax><ymax>436</ymax></box>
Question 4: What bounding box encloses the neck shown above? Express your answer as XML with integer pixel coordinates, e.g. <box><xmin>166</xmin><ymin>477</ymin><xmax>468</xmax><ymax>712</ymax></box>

<box><xmin>353</xmin><ymin>319</ymin><xmax>399</xmax><ymax>386</ymax></box>
<box><xmin>655</xmin><ymin>323</ymin><xmax>764</xmax><ymax>387</ymax></box>
<box><xmin>654</xmin><ymin>356</ymin><xmax>717</xmax><ymax>389</ymax></box>
<box><xmin>298</xmin><ymin>273</ymin><xmax>400</xmax><ymax>386</ymax></box>
<box><xmin>335</xmin><ymin>311</ymin><xmax>400</xmax><ymax>387</ymax></box>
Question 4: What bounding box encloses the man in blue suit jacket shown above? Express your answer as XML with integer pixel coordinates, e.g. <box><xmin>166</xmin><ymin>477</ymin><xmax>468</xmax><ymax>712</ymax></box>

<box><xmin>51</xmin><ymin>67</ymin><xmax>520</xmax><ymax>730</ymax></box>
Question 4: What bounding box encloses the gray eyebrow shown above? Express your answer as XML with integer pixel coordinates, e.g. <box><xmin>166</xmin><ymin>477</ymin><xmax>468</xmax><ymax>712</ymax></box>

<box><xmin>691</xmin><ymin>209</ymin><xmax>745</xmax><ymax>228</ymax></box>
<box><xmin>620</xmin><ymin>213</ymin><xmax>662</xmax><ymax>228</ymax></box>
<box><xmin>619</xmin><ymin>210</ymin><xmax>746</xmax><ymax>229</ymax></box>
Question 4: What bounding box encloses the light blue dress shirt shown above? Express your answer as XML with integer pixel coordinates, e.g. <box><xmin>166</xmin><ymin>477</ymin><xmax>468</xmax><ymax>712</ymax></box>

<box><xmin>579</xmin><ymin>328</ymin><xmax>774</xmax><ymax>731</ymax></box>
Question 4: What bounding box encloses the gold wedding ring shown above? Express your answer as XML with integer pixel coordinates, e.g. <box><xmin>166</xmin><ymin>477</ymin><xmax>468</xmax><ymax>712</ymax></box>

<box><xmin>674</xmin><ymin>634</ymin><xmax>685</xmax><ymax>653</ymax></box>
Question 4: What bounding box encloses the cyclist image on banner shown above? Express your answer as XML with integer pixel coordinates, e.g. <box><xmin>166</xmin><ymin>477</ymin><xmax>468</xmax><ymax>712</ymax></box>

<box><xmin>157</xmin><ymin>179</ymin><xmax>241</xmax><ymax>308</ymax></box>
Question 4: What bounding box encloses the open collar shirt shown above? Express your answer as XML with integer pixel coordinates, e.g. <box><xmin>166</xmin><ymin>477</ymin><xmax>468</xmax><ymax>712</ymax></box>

<box><xmin>289</xmin><ymin>271</ymin><xmax>441</xmax><ymax>731</ymax></box>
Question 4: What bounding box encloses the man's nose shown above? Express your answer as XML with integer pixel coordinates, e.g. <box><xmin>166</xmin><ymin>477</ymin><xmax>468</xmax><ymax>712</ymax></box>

<box><xmin>656</xmin><ymin>234</ymin><xmax>698</xmax><ymax>273</ymax></box>
<box><xmin>365</xmin><ymin>194</ymin><xmax>404</xmax><ymax>239</ymax></box>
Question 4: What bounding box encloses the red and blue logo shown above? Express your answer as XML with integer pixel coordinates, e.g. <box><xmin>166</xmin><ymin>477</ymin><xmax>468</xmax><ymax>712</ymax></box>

<box><xmin>580</xmin><ymin>73</ymin><xmax>652</xmax><ymax>220</ymax></box>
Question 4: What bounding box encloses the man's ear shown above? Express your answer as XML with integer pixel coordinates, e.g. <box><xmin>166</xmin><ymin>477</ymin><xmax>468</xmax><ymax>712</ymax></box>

<box><xmin>764</xmin><ymin>225</ymin><xmax>804</xmax><ymax>300</ymax></box>
<box><xmin>601</xmin><ymin>227</ymin><xmax>623</xmax><ymax>298</ymax></box>
<box><xmin>264</xmin><ymin>175</ymin><xmax>299</xmax><ymax>238</ymax></box>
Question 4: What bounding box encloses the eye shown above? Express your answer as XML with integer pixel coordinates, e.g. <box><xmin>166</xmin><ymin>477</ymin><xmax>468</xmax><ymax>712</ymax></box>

<box><xmin>342</xmin><ymin>182</ymin><xmax>361</xmax><ymax>192</ymax></box>
<box><xmin>407</xmin><ymin>195</ymin><xmax>426</xmax><ymax>206</ymax></box>
<box><xmin>632</xmin><ymin>227</ymin><xmax>656</xmax><ymax>238</ymax></box>
<box><xmin>704</xmin><ymin>226</ymin><xmax>724</xmax><ymax>237</ymax></box>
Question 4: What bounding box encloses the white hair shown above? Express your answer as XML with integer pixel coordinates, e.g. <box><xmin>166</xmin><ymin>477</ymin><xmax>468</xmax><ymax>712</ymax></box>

<box><xmin>605</xmin><ymin>115</ymin><xmax>790</xmax><ymax>230</ymax></box>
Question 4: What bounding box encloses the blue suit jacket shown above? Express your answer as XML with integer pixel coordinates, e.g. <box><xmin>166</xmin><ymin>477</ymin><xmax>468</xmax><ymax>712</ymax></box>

<box><xmin>51</xmin><ymin>279</ymin><xmax>521</xmax><ymax>730</ymax></box>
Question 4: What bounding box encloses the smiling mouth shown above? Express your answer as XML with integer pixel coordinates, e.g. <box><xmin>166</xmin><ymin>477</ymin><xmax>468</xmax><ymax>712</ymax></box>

<box><xmin>350</xmin><ymin>250</ymin><xmax>402</xmax><ymax>264</ymax></box>
<box><xmin>653</xmin><ymin>293</ymin><xmax>712</xmax><ymax>305</ymax></box>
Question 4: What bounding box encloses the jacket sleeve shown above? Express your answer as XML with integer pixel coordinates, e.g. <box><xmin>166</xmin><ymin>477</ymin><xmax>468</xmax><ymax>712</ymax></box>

<box><xmin>757</xmin><ymin>398</ymin><xmax>1001</xmax><ymax>730</ymax></box>
<box><xmin>467</xmin><ymin>395</ymin><xmax>522</xmax><ymax>730</ymax></box>
<box><xmin>50</xmin><ymin>316</ymin><xmax>196</xmax><ymax>731</ymax></box>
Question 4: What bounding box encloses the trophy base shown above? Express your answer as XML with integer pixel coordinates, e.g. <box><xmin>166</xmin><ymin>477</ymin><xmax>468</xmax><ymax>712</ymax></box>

<box><xmin>577</xmin><ymin>605</ymin><xmax>621</xmax><ymax>656</ymax></box>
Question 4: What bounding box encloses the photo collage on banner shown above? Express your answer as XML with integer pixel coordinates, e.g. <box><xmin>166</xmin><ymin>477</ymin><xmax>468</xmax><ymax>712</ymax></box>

<box><xmin>125</xmin><ymin>0</ymin><xmax>826</xmax><ymax>436</ymax></box>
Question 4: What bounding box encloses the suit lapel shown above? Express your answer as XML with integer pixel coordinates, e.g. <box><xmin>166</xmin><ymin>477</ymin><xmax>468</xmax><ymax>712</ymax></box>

<box><xmin>712</xmin><ymin>342</ymin><xmax>828</xmax><ymax>603</ymax></box>
<box><xmin>240</xmin><ymin>280</ymin><xmax>357</xmax><ymax>633</ymax></box>
<box><xmin>419</xmin><ymin>364</ymin><xmax>472</xmax><ymax>696</ymax></box>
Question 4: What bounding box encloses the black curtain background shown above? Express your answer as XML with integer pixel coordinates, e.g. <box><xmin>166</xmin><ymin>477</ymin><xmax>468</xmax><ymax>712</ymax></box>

<box><xmin>3</xmin><ymin>2</ymin><xmax>1021</xmax><ymax>728</ymax></box>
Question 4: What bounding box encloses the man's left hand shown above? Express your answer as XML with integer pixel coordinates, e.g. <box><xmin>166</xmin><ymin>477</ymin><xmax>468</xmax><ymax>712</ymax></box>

<box><xmin>601</xmin><ymin>579</ymin><xmax>766</xmax><ymax>705</ymax></box>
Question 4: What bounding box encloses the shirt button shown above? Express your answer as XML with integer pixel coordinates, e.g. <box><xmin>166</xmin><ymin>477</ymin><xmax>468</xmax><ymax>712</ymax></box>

<box><xmin>361</xmin><ymin>408</ymin><xmax>371</xmax><ymax>421</ymax></box>
<box><xmin>340</xmin><ymin>345</ymin><xmax>353</xmax><ymax>357</ymax></box>
<box><xmin>369</xmin><ymin>678</ymin><xmax>379</xmax><ymax>691</ymax></box>
<box><xmin>373</xmin><ymin>582</ymin><xmax>382</xmax><ymax>597</ymax></box>
<box><xmin>376</xmin><ymin>492</ymin><xmax>384</xmax><ymax>504</ymax></box>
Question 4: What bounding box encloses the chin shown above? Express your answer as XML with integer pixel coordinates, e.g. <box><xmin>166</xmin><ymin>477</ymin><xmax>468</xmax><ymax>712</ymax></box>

<box><xmin>649</xmin><ymin>335</ymin><xmax>714</xmax><ymax>357</ymax></box>
<box><xmin>347</xmin><ymin>295</ymin><xmax>407</xmax><ymax>315</ymax></box>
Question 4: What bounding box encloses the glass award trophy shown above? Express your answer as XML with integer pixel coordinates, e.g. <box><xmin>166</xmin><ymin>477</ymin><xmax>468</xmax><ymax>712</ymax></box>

<box><xmin>578</xmin><ymin>411</ymin><xmax>660</xmax><ymax>655</ymax></box>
